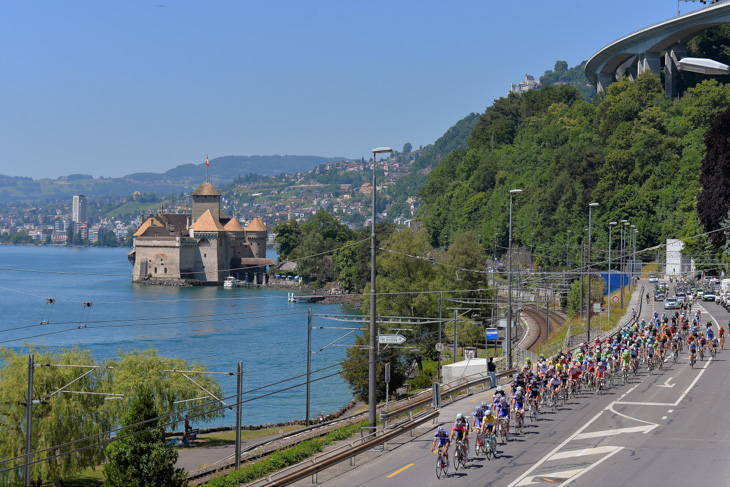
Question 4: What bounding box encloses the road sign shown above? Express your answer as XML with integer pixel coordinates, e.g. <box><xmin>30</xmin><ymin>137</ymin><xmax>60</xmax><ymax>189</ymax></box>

<box><xmin>612</xmin><ymin>295</ymin><xmax>620</xmax><ymax>304</ymax></box>
<box><xmin>435</xmin><ymin>342</ymin><xmax>444</xmax><ymax>352</ymax></box>
<box><xmin>385</xmin><ymin>363</ymin><xmax>391</xmax><ymax>383</ymax></box>
<box><xmin>378</xmin><ymin>334</ymin><xmax>406</xmax><ymax>345</ymax></box>
<box><xmin>485</xmin><ymin>328</ymin><xmax>499</xmax><ymax>341</ymax></box>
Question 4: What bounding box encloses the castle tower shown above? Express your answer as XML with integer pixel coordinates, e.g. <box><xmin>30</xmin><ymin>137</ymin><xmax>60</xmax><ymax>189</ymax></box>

<box><xmin>192</xmin><ymin>181</ymin><xmax>221</xmax><ymax>223</ymax></box>
<box><xmin>245</xmin><ymin>217</ymin><xmax>267</xmax><ymax>259</ymax></box>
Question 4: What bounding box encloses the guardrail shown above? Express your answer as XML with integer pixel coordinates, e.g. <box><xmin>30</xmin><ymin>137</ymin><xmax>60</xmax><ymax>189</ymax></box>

<box><xmin>246</xmin><ymin>409</ymin><xmax>440</xmax><ymax>487</ymax></box>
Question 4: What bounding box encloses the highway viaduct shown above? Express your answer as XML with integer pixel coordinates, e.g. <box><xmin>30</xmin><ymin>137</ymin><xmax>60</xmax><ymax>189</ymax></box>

<box><xmin>585</xmin><ymin>0</ymin><xmax>730</xmax><ymax>98</ymax></box>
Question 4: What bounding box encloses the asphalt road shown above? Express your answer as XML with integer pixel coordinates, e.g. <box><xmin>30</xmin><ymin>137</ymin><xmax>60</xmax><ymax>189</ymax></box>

<box><xmin>297</xmin><ymin>280</ymin><xmax>730</xmax><ymax>487</ymax></box>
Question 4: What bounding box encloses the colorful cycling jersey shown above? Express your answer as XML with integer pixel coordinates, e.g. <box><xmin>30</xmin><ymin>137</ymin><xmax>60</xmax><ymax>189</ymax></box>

<box><xmin>513</xmin><ymin>393</ymin><xmax>525</xmax><ymax>409</ymax></box>
<box><xmin>707</xmin><ymin>329</ymin><xmax>714</xmax><ymax>340</ymax></box>
<box><xmin>549</xmin><ymin>377</ymin><xmax>561</xmax><ymax>389</ymax></box>
<box><xmin>482</xmin><ymin>413</ymin><xmax>497</xmax><ymax>425</ymax></box>
<box><xmin>473</xmin><ymin>409</ymin><xmax>484</xmax><ymax>425</ymax></box>
<box><xmin>496</xmin><ymin>402</ymin><xmax>510</xmax><ymax>417</ymax></box>
<box><xmin>452</xmin><ymin>423</ymin><xmax>466</xmax><ymax>440</ymax></box>
<box><xmin>493</xmin><ymin>391</ymin><xmax>506</xmax><ymax>405</ymax></box>
<box><xmin>434</xmin><ymin>430</ymin><xmax>449</xmax><ymax>446</ymax></box>
<box><xmin>689</xmin><ymin>341</ymin><xmax>697</xmax><ymax>350</ymax></box>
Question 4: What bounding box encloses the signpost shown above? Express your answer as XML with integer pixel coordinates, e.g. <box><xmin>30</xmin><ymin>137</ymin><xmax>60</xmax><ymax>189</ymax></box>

<box><xmin>612</xmin><ymin>295</ymin><xmax>620</xmax><ymax>304</ymax></box>
<box><xmin>486</xmin><ymin>328</ymin><xmax>499</xmax><ymax>360</ymax></box>
<box><xmin>385</xmin><ymin>363</ymin><xmax>390</xmax><ymax>412</ymax></box>
<box><xmin>378</xmin><ymin>334</ymin><xmax>406</xmax><ymax>345</ymax></box>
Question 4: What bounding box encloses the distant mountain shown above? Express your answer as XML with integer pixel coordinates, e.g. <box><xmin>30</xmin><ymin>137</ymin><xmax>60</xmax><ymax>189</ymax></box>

<box><xmin>0</xmin><ymin>155</ymin><xmax>349</xmax><ymax>203</ymax></box>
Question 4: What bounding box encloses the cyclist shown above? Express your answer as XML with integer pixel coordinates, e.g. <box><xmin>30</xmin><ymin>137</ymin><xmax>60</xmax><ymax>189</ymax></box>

<box><xmin>496</xmin><ymin>396</ymin><xmax>511</xmax><ymax>440</ymax></box>
<box><xmin>431</xmin><ymin>426</ymin><xmax>451</xmax><ymax>467</ymax></box>
<box><xmin>527</xmin><ymin>377</ymin><xmax>541</xmax><ymax>416</ymax></box>
<box><xmin>687</xmin><ymin>334</ymin><xmax>698</xmax><ymax>363</ymax></box>
<box><xmin>450</xmin><ymin>413</ymin><xmax>469</xmax><ymax>461</ymax></box>
<box><xmin>493</xmin><ymin>385</ymin><xmax>507</xmax><ymax>406</ymax></box>
<box><xmin>646</xmin><ymin>293</ymin><xmax>650</xmax><ymax>304</ymax></box>
<box><xmin>512</xmin><ymin>386</ymin><xmax>526</xmax><ymax>428</ymax></box>
<box><xmin>719</xmin><ymin>325</ymin><xmax>726</xmax><ymax>348</ymax></box>
<box><xmin>480</xmin><ymin>406</ymin><xmax>498</xmax><ymax>445</ymax></box>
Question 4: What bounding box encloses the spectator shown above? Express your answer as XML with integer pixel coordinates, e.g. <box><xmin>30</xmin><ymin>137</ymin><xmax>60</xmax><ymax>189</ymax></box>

<box><xmin>488</xmin><ymin>357</ymin><xmax>497</xmax><ymax>388</ymax></box>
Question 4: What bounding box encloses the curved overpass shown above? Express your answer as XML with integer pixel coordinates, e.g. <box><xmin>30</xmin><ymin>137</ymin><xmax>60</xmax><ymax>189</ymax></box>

<box><xmin>586</xmin><ymin>0</ymin><xmax>730</xmax><ymax>96</ymax></box>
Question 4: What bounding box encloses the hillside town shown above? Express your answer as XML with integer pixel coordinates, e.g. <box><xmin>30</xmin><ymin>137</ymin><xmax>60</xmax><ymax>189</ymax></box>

<box><xmin>0</xmin><ymin>151</ymin><xmax>424</xmax><ymax>246</ymax></box>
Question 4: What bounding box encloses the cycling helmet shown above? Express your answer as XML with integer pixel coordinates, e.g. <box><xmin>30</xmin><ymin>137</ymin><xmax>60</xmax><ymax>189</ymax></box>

<box><xmin>500</xmin><ymin>396</ymin><xmax>507</xmax><ymax>403</ymax></box>
<box><xmin>437</xmin><ymin>426</ymin><xmax>445</xmax><ymax>433</ymax></box>
<box><xmin>485</xmin><ymin>407</ymin><xmax>492</xmax><ymax>414</ymax></box>
<box><xmin>456</xmin><ymin>413</ymin><xmax>463</xmax><ymax>420</ymax></box>
<box><xmin>496</xmin><ymin>386</ymin><xmax>503</xmax><ymax>392</ymax></box>
<box><xmin>475</xmin><ymin>406</ymin><xmax>481</xmax><ymax>412</ymax></box>
<box><xmin>516</xmin><ymin>386</ymin><xmax>523</xmax><ymax>393</ymax></box>
<box><xmin>481</xmin><ymin>402</ymin><xmax>488</xmax><ymax>407</ymax></box>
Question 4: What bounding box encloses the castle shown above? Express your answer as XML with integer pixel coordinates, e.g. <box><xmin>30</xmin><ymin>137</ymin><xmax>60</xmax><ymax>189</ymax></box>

<box><xmin>128</xmin><ymin>180</ymin><xmax>275</xmax><ymax>284</ymax></box>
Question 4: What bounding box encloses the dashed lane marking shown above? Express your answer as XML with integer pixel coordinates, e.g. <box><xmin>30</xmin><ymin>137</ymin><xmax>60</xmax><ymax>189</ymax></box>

<box><xmin>573</xmin><ymin>424</ymin><xmax>658</xmax><ymax>440</ymax></box>
<box><xmin>386</xmin><ymin>463</ymin><xmax>414</xmax><ymax>478</ymax></box>
<box><xmin>548</xmin><ymin>446</ymin><xmax>621</xmax><ymax>461</ymax></box>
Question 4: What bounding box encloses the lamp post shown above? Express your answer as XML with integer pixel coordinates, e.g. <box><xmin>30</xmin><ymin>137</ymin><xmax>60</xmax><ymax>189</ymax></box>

<box><xmin>633</xmin><ymin>228</ymin><xmax>639</xmax><ymax>286</ymax></box>
<box><xmin>369</xmin><ymin>147</ymin><xmax>392</xmax><ymax>429</ymax></box>
<box><xmin>620</xmin><ymin>220</ymin><xmax>629</xmax><ymax>307</ymax></box>
<box><xmin>628</xmin><ymin>224</ymin><xmax>636</xmax><ymax>292</ymax></box>
<box><xmin>507</xmin><ymin>188</ymin><xmax>523</xmax><ymax>369</ymax></box>
<box><xmin>608</xmin><ymin>222</ymin><xmax>617</xmax><ymax>324</ymax></box>
<box><xmin>586</xmin><ymin>203</ymin><xmax>599</xmax><ymax>342</ymax></box>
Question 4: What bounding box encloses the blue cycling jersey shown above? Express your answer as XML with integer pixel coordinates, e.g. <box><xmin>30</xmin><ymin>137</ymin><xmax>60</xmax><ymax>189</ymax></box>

<box><xmin>434</xmin><ymin>431</ymin><xmax>449</xmax><ymax>445</ymax></box>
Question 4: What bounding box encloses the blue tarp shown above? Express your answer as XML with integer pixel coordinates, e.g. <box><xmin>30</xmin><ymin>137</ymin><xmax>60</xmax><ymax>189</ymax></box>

<box><xmin>600</xmin><ymin>272</ymin><xmax>629</xmax><ymax>295</ymax></box>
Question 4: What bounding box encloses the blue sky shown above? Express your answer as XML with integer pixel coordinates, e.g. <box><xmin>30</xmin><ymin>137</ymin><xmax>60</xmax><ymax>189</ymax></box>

<box><xmin>0</xmin><ymin>1</ymin><xmax>710</xmax><ymax>178</ymax></box>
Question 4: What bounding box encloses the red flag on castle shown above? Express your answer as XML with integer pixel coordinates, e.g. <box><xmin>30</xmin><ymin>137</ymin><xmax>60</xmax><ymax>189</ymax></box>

<box><xmin>205</xmin><ymin>155</ymin><xmax>209</xmax><ymax>167</ymax></box>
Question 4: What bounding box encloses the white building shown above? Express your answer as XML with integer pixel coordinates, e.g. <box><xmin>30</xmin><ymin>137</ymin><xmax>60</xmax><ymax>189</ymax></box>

<box><xmin>666</xmin><ymin>239</ymin><xmax>695</xmax><ymax>276</ymax></box>
<box><xmin>72</xmin><ymin>195</ymin><xmax>88</xmax><ymax>223</ymax></box>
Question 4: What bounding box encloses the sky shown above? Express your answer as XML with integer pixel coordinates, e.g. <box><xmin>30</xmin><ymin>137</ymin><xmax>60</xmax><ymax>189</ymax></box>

<box><xmin>0</xmin><ymin>0</ymin><xmax>714</xmax><ymax>179</ymax></box>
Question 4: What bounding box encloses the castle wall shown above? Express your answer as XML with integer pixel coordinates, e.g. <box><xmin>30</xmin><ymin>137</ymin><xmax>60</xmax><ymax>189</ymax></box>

<box><xmin>195</xmin><ymin>232</ymin><xmax>229</xmax><ymax>283</ymax></box>
<box><xmin>132</xmin><ymin>237</ymin><xmax>184</xmax><ymax>281</ymax></box>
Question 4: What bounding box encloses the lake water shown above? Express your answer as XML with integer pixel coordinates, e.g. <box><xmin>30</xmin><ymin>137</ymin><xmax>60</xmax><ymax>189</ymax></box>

<box><xmin>0</xmin><ymin>245</ymin><xmax>360</xmax><ymax>427</ymax></box>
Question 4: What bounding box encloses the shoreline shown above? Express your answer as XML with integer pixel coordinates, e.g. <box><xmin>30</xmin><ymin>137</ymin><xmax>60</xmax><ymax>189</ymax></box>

<box><xmin>168</xmin><ymin>398</ymin><xmax>359</xmax><ymax>436</ymax></box>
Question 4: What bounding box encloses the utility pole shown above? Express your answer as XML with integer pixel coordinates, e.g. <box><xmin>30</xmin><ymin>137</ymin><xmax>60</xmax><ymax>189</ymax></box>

<box><xmin>25</xmin><ymin>354</ymin><xmax>34</xmax><ymax>487</ymax></box>
<box><xmin>580</xmin><ymin>238</ymin><xmax>584</xmax><ymax>319</ymax></box>
<box><xmin>453</xmin><ymin>310</ymin><xmax>458</xmax><ymax>364</ymax></box>
<box><xmin>306</xmin><ymin>309</ymin><xmax>312</xmax><ymax>426</ymax></box>
<box><xmin>546</xmin><ymin>283</ymin><xmax>551</xmax><ymax>339</ymax></box>
<box><xmin>438</xmin><ymin>293</ymin><xmax>442</xmax><ymax>382</ymax></box>
<box><xmin>235</xmin><ymin>361</ymin><xmax>243</xmax><ymax>470</ymax></box>
<box><xmin>586</xmin><ymin>202</ymin><xmax>599</xmax><ymax>343</ymax></box>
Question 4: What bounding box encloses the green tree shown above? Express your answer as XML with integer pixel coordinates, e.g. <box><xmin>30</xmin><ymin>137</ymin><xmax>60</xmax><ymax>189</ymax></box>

<box><xmin>402</xmin><ymin>142</ymin><xmax>412</xmax><ymax>154</ymax></box>
<box><xmin>566</xmin><ymin>276</ymin><xmax>606</xmax><ymax>317</ymax></box>
<box><xmin>340</xmin><ymin>332</ymin><xmax>407</xmax><ymax>402</ymax></box>
<box><xmin>273</xmin><ymin>219</ymin><xmax>302</xmax><ymax>262</ymax></box>
<box><xmin>0</xmin><ymin>347</ymin><xmax>223</xmax><ymax>486</ymax></box>
<box><xmin>104</xmin><ymin>385</ymin><xmax>187</xmax><ymax>487</ymax></box>
<box><xmin>697</xmin><ymin>104</ymin><xmax>730</xmax><ymax>245</ymax></box>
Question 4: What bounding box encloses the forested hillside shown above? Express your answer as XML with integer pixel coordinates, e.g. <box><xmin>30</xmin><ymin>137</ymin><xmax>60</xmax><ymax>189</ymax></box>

<box><xmin>418</xmin><ymin>75</ymin><xmax>730</xmax><ymax>264</ymax></box>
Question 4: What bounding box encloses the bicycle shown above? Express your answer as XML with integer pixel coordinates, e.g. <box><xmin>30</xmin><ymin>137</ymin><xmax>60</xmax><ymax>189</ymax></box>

<box><xmin>514</xmin><ymin>410</ymin><xmax>524</xmax><ymax>434</ymax></box>
<box><xmin>672</xmin><ymin>348</ymin><xmax>678</xmax><ymax>364</ymax></box>
<box><xmin>453</xmin><ymin>440</ymin><xmax>466</xmax><ymax>471</ymax></box>
<box><xmin>529</xmin><ymin>398</ymin><xmax>539</xmax><ymax>422</ymax></box>
<box><xmin>474</xmin><ymin>430</ymin><xmax>485</xmax><ymax>457</ymax></box>
<box><xmin>690</xmin><ymin>351</ymin><xmax>696</xmax><ymax>368</ymax></box>
<box><xmin>699</xmin><ymin>347</ymin><xmax>705</xmax><ymax>361</ymax></box>
<box><xmin>498</xmin><ymin>417</ymin><xmax>509</xmax><ymax>444</ymax></box>
<box><xmin>622</xmin><ymin>365</ymin><xmax>629</xmax><ymax>384</ymax></box>
<box><xmin>435</xmin><ymin>446</ymin><xmax>449</xmax><ymax>479</ymax></box>
<box><xmin>484</xmin><ymin>430</ymin><xmax>497</xmax><ymax>460</ymax></box>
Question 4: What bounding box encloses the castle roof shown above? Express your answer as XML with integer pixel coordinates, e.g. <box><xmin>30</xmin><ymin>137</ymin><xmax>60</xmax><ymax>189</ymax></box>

<box><xmin>245</xmin><ymin>217</ymin><xmax>267</xmax><ymax>232</ymax></box>
<box><xmin>133</xmin><ymin>217</ymin><xmax>166</xmax><ymax>237</ymax></box>
<box><xmin>224</xmin><ymin>217</ymin><xmax>245</xmax><ymax>233</ymax></box>
<box><xmin>190</xmin><ymin>210</ymin><xmax>225</xmax><ymax>232</ymax></box>
<box><xmin>192</xmin><ymin>181</ymin><xmax>221</xmax><ymax>196</ymax></box>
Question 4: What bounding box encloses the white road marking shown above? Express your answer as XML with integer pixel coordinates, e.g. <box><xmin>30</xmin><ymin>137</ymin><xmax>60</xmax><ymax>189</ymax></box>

<box><xmin>607</xmin><ymin>403</ymin><xmax>658</xmax><ymax>425</ymax></box>
<box><xmin>615</xmin><ymin>357</ymin><xmax>712</xmax><ymax>407</ymax></box>
<box><xmin>573</xmin><ymin>424</ymin><xmax>658</xmax><ymax>440</ymax></box>
<box><xmin>506</xmin><ymin>408</ymin><xmax>607</xmax><ymax>487</ymax></box>
<box><xmin>517</xmin><ymin>469</ymin><xmax>585</xmax><ymax>486</ymax></box>
<box><xmin>662</xmin><ymin>416</ymin><xmax>668</xmax><ymax>420</ymax></box>
<box><xmin>556</xmin><ymin>447</ymin><xmax>624</xmax><ymax>487</ymax></box>
<box><xmin>549</xmin><ymin>446</ymin><xmax>620</xmax><ymax>461</ymax></box>
<box><xmin>668</xmin><ymin>409</ymin><xmax>674</xmax><ymax>413</ymax></box>
<box><xmin>656</xmin><ymin>377</ymin><xmax>675</xmax><ymax>388</ymax></box>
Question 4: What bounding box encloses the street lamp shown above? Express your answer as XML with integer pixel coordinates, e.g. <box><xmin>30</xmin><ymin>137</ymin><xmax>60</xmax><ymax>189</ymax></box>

<box><xmin>566</xmin><ymin>230</ymin><xmax>571</xmax><ymax>267</ymax></box>
<box><xmin>507</xmin><ymin>188</ymin><xmax>523</xmax><ymax>369</ymax></box>
<box><xmin>620</xmin><ymin>220</ymin><xmax>629</xmax><ymax>308</ymax></box>
<box><xmin>608</xmin><ymin>222</ymin><xmax>617</xmax><ymax>324</ymax></box>
<box><xmin>369</xmin><ymin>146</ymin><xmax>392</xmax><ymax>430</ymax></box>
<box><xmin>628</xmin><ymin>224</ymin><xmax>636</xmax><ymax>292</ymax></box>
<box><xmin>586</xmin><ymin>203</ymin><xmax>599</xmax><ymax>342</ymax></box>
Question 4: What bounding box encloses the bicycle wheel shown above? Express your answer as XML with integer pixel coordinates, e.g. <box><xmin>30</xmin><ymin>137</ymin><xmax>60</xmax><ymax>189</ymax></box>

<box><xmin>485</xmin><ymin>440</ymin><xmax>492</xmax><ymax>461</ymax></box>
<box><xmin>453</xmin><ymin>448</ymin><xmax>461</xmax><ymax>471</ymax></box>
<box><xmin>436</xmin><ymin>455</ymin><xmax>443</xmax><ymax>479</ymax></box>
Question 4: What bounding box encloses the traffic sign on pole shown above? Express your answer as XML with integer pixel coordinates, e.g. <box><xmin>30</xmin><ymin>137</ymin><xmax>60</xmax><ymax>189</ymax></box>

<box><xmin>378</xmin><ymin>334</ymin><xmax>406</xmax><ymax>344</ymax></box>
<box><xmin>485</xmin><ymin>328</ymin><xmax>499</xmax><ymax>341</ymax></box>
<box><xmin>385</xmin><ymin>363</ymin><xmax>391</xmax><ymax>383</ymax></box>
<box><xmin>612</xmin><ymin>295</ymin><xmax>619</xmax><ymax>304</ymax></box>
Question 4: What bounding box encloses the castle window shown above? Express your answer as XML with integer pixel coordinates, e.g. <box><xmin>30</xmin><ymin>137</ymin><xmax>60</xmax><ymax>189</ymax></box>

<box><xmin>164</xmin><ymin>267</ymin><xmax>167</xmax><ymax>274</ymax></box>
<box><xmin>204</xmin><ymin>253</ymin><xmax>207</xmax><ymax>258</ymax></box>
<box><xmin>154</xmin><ymin>267</ymin><xmax>158</xmax><ymax>274</ymax></box>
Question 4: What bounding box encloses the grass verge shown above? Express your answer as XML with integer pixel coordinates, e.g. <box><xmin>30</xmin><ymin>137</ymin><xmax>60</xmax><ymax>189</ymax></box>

<box><xmin>203</xmin><ymin>421</ymin><xmax>368</xmax><ymax>487</ymax></box>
